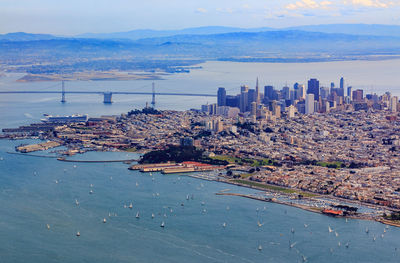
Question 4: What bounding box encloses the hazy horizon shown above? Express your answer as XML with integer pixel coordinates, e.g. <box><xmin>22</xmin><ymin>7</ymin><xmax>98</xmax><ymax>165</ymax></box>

<box><xmin>2</xmin><ymin>0</ymin><xmax>400</xmax><ymax>35</ymax></box>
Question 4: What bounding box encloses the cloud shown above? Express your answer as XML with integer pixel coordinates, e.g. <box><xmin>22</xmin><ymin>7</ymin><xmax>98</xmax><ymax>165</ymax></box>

<box><xmin>346</xmin><ymin>0</ymin><xmax>391</xmax><ymax>8</ymax></box>
<box><xmin>216</xmin><ymin>7</ymin><xmax>234</xmax><ymax>14</ymax></box>
<box><xmin>195</xmin><ymin>7</ymin><xmax>207</xmax><ymax>13</ymax></box>
<box><xmin>285</xmin><ymin>0</ymin><xmax>333</xmax><ymax>10</ymax></box>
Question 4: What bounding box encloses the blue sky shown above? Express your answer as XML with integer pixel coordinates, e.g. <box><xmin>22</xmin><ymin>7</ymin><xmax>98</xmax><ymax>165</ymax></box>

<box><xmin>1</xmin><ymin>0</ymin><xmax>400</xmax><ymax>35</ymax></box>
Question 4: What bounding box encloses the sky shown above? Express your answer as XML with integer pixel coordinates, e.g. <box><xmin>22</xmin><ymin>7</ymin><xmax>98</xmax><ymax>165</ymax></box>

<box><xmin>1</xmin><ymin>0</ymin><xmax>400</xmax><ymax>35</ymax></box>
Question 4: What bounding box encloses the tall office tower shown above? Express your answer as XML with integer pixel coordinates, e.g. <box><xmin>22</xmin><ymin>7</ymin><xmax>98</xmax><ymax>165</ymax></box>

<box><xmin>294</xmin><ymin>82</ymin><xmax>300</xmax><ymax>90</ymax></box>
<box><xmin>282</xmin><ymin>86</ymin><xmax>290</xmax><ymax>100</ymax></box>
<box><xmin>331</xmin><ymin>82</ymin><xmax>335</xmax><ymax>89</ymax></box>
<box><xmin>299</xmin><ymin>84</ymin><xmax>306</xmax><ymax>100</ymax></box>
<box><xmin>390</xmin><ymin>96</ymin><xmax>398</xmax><ymax>112</ymax></box>
<box><xmin>320</xmin><ymin>87</ymin><xmax>330</xmax><ymax>100</ymax></box>
<box><xmin>248</xmin><ymin>89</ymin><xmax>256</xmax><ymax>106</ymax></box>
<box><xmin>305</xmin><ymin>94</ymin><xmax>315</xmax><ymax>114</ymax></box>
<box><xmin>347</xmin><ymin>86</ymin><xmax>352</xmax><ymax>100</ymax></box>
<box><xmin>251</xmin><ymin>102</ymin><xmax>257</xmax><ymax>116</ymax></box>
<box><xmin>352</xmin><ymin>89</ymin><xmax>364</xmax><ymax>102</ymax></box>
<box><xmin>340</xmin><ymin>77</ymin><xmax>344</xmax><ymax>90</ymax></box>
<box><xmin>217</xmin><ymin>87</ymin><xmax>226</xmax><ymax>106</ymax></box>
<box><xmin>307</xmin><ymin>78</ymin><xmax>319</xmax><ymax>99</ymax></box>
<box><xmin>255</xmin><ymin>78</ymin><xmax>260</xmax><ymax>104</ymax></box>
<box><xmin>226</xmin><ymin>95</ymin><xmax>239</xmax><ymax>108</ymax></box>
<box><xmin>264</xmin><ymin>85</ymin><xmax>275</xmax><ymax>101</ymax></box>
<box><xmin>240</xmin><ymin>85</ymin><xmax>249</xmax><ymax>113</ymax></box>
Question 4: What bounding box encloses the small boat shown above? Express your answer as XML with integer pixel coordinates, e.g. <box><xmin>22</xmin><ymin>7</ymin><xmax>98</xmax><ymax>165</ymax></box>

<box><xmin>257</xmin><ymin>221</ymin><xmax>264</xmax><ymax>227</ymax></box>
<box><xmin>149</xmin><ymin>172</ymin><xmax>153</xmax><ymax>176</ymax></box>
<box><xmin>201</xmin><ymin>202</ymin><xmax>205</xmax><ymax>206</ymax></box>
<box><xmin>103</xmin><ymin>218</ymin><xmax>107</xmax><ymax>223</ymax></box>
<box><xmin>90</xmin><ymin>184</ymin><xmax>93</xmax><ymax>187</ymax></box>
<box><xmin>365</xmin><ymin>228</ymin><xmax>369</xmax><ymax>234</ymax></box>
<box><xmin>345</xmin><ymin>242</ymin><xmax>350</xmax><ymax>248</ymax></box>
<box><xmin>258</xmin><ymin>244</ymin><xmax>262</xmax><ymax>251</ymax></box>
<box><xmin>160</xmin><ymin>221</ymin><xmax>165</xmax><ymax>228</ymax></box>
<box><xmin>289</xmin><ymin>241</ymin><xmax>297</xmax><ymax>249</ymax></box>
<box><xmin>89</xmin><ymin>189</ymin><xmax>93</xmax><ymax>194</ymax></box>
<box><xmin>304</xmin><ymin>224</ymin><xmax>308</xmax><ymax>228</ymax></box>
<box><xmin>335</xmin><ymin>231</ymin><xmax>339</xmax><ymax>237</ymax></box>
<box><xmin>186</xmin><ymin>195</ymin><xmax>189</xmax><ymax>200</ymax></box>
<box><xmin>55</xmin><ymin>180</ymin><xmax>58</xmax><ymax>184</ymax></box>
<box><xmin>129</xmin><ymin>203</ymin><xmax>133</xmax><ymax>209</ymax></box>
<box><xmin>151</xmin><ymin>213</ymin><xmax>155</xmax><ymax>219</ymax></box>
<box><xmin>136</xmin><ymin>212</ymin><xmax>140</xmax><ymax>218</ymax></box>
<box><xmin>76</xmin><ymin>231</ymin><xmax>80</xmax><ymax>237</ymax></box>
<box><xmin>136</xmin><ymin>182</ymin><xmax>139</xmax><ymax>187</ymax></box>
<box><xmin>338</xmin><ymin>242</ymin><xmax>341</xmax><ymax>247</ymax></box>
<box><xmin>75</xmin><ymin>199</ymin><xmax>79</xmax><ymax>206</ymax></box>
<box><xmin>46</xmin><ymin>224</ymin><xmax>50</xmax><ymax>230</ymax></box>
<box><xmin>328</xmin><ymin>226</ymin><xmax>333</xmax><ymax>233</ymax></box>
<box><xmin>291</xmin><ymin>228</ymin><xmax>295</xmax><ymax>234</ymax></box>
<box><xmin>222</xmin><ymin>222</ymin><xmax>227</xmax><ymax>228</ymax></box>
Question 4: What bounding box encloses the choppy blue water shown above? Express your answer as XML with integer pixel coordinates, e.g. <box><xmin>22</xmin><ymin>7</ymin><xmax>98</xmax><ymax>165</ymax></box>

<box><xmin>1</xmin><ymin>61</ymin><xmax>400</xmax><ymax>262</ymax></box>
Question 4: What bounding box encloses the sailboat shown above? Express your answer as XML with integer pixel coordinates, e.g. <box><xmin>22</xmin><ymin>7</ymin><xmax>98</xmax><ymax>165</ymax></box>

<box><xmin>136</xmin><ymin>212</ymin><xmax>140</xmax><ymax>218</ymax></box>
<box><xmin>258</xmin><ymin>244</ymin><xmax>262</xmax><ymax>251</ymax></box>
<box><xmin>151</xmin><ymin>213</ymin><xmax>155</xmax><ymax>219</ymax></box>
<box><xmin>186</xmin><ymin>194</ymin><xmax>189</xmax><ymax>200</ymax></box>
<box><xmin>257</xmin><ymin>221</ymin><xmax>264</xmax><ymax>227</ymax></box>
<box><xmin>129</xmin><ymin>203</ymin><xmax>133</xmax><ymax>209</ymax></box>
<box><xmin>335</xmin><ymin>231</ymin><xmax>339</xmax><ymax>237</ymax></box>
<box><xmin>328</xmin><ymin>226</ymin><xmax>333</xmax><ymax>233</ymax></box>
<box><xmin>76</xmin><ymin>231</ymin><xmax>80</xmax><ymax>237</ymax></box>
<box><xmin>46</xmin><ymin>224</ymin><xmax>50</xmax><ymax>230</ymax></box>
<box><xmin>365</xmin><ymin>227</ymin><xmax>369</xmax><ymax>234</ymax></box>
<box><xmin>75</xmin><ymin>199</ymin><xmax>79</xmax><ymax>206</ymax></box>
<box><xmin>222</xmin><ymin>222</ymin><xmax>227</xmax><ymax>228</ymax></box>
<box><xmin>291</xmin><ymin>228</ymin><xmax>295</xmax><ymax>234</ymax></box>
<box><xmin>103</xmin><ymin>218</ymin><xmax>107</xmax><ymax>223</ymax></box>
<box><xmin>89</xmin><ymin>189</ymin><xmax>93</xmax><ymax>194</ymax></box>
<box><xmin>160</xmin><ymin>221</ymin><xmax>165</xmax><ymax>228</ymax></box>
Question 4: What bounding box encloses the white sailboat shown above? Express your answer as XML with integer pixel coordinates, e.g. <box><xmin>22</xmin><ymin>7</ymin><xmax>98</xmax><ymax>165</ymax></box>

<box><xmin>76</xmin><ymin>231</ymin><xmax>80</xmax><ymax>237</ymax></box>
<box><xmin>129</xmin><ymin>203</ymin><xmax>133</xmax><ymax>209</ymax></box>
<box><xmin>160</xmin><ymin>221</ymin><xmax>165</xmax><ymax>228</ymax></box>
<box><xmin>328</xmin><ymin>226</ymin><xmax>333</xmax><ymax>233</ymax></box>
<box><xmin>46</xmin><ymin>224</ymin><xmax>50</xmax><ymax>230</ymax></box>
<box><xmin>151</xmin><ymin>213</ymin><xmax>155</xmax><ymax>219</ymax></box>
<box><xmin>222</xmin><ymin>222</ymin><xmax>227</xmax><ymax>228</ymax></box>
<box><xmin>258</xmin><ymin>244</ymin><xmax>262</xmax><ymax>251</ymax></box>
<box><xmin>136</xmin><ymin>212</ymin><xmax>140</xmax><ymax>218</ymax></box>
<box><xmin>103</xmin><ymin>218</ymin><xmax>107</xmax><ymax>223</ymax></box>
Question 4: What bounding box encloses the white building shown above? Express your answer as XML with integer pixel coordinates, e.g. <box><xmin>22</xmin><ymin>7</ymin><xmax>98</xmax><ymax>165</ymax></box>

<box><xmin>305</xmin><ymin>94</ymin><xmax>315</xmax><ymax>114</ymax></box>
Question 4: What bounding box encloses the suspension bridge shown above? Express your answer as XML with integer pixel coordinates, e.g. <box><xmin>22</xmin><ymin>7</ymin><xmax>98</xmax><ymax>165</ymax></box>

<box><xmin>0</xmin><ymin>81</ymin><xmax>216</xmax><ymax>105</ymax></box>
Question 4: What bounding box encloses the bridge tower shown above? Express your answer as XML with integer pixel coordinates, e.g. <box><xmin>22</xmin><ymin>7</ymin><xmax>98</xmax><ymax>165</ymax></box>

<box><xmin>61</xmin><ymin>81</ymin><xmax>66</xmax><ymax>103</ymax></box>
<box><xmin>103</xmin><ymin>92</ymin><xmax>113</xmax><ymax>104</ymax></box>
<box><xmin>151</xmin><ymin>82</ymin><xmax>156</xmax><ymax>107</ymax></box>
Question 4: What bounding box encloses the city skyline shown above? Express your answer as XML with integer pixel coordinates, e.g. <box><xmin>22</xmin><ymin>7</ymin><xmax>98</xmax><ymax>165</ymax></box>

<box><xmin>2</xmin><ymin>0</ymin><xmax>400</xmax><ymax>34</ymax></box>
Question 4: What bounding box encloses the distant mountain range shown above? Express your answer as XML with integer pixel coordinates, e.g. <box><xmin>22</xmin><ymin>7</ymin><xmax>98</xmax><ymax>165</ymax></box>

<box><xmin>2</xmin><ymin>24</ymin><xmax>400</xmax><ymax>68</ymax></box>
<box><xmin>1</xmin><ymin>24</ymin><xmax>400</xmax><ymax>41</ymax></box>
